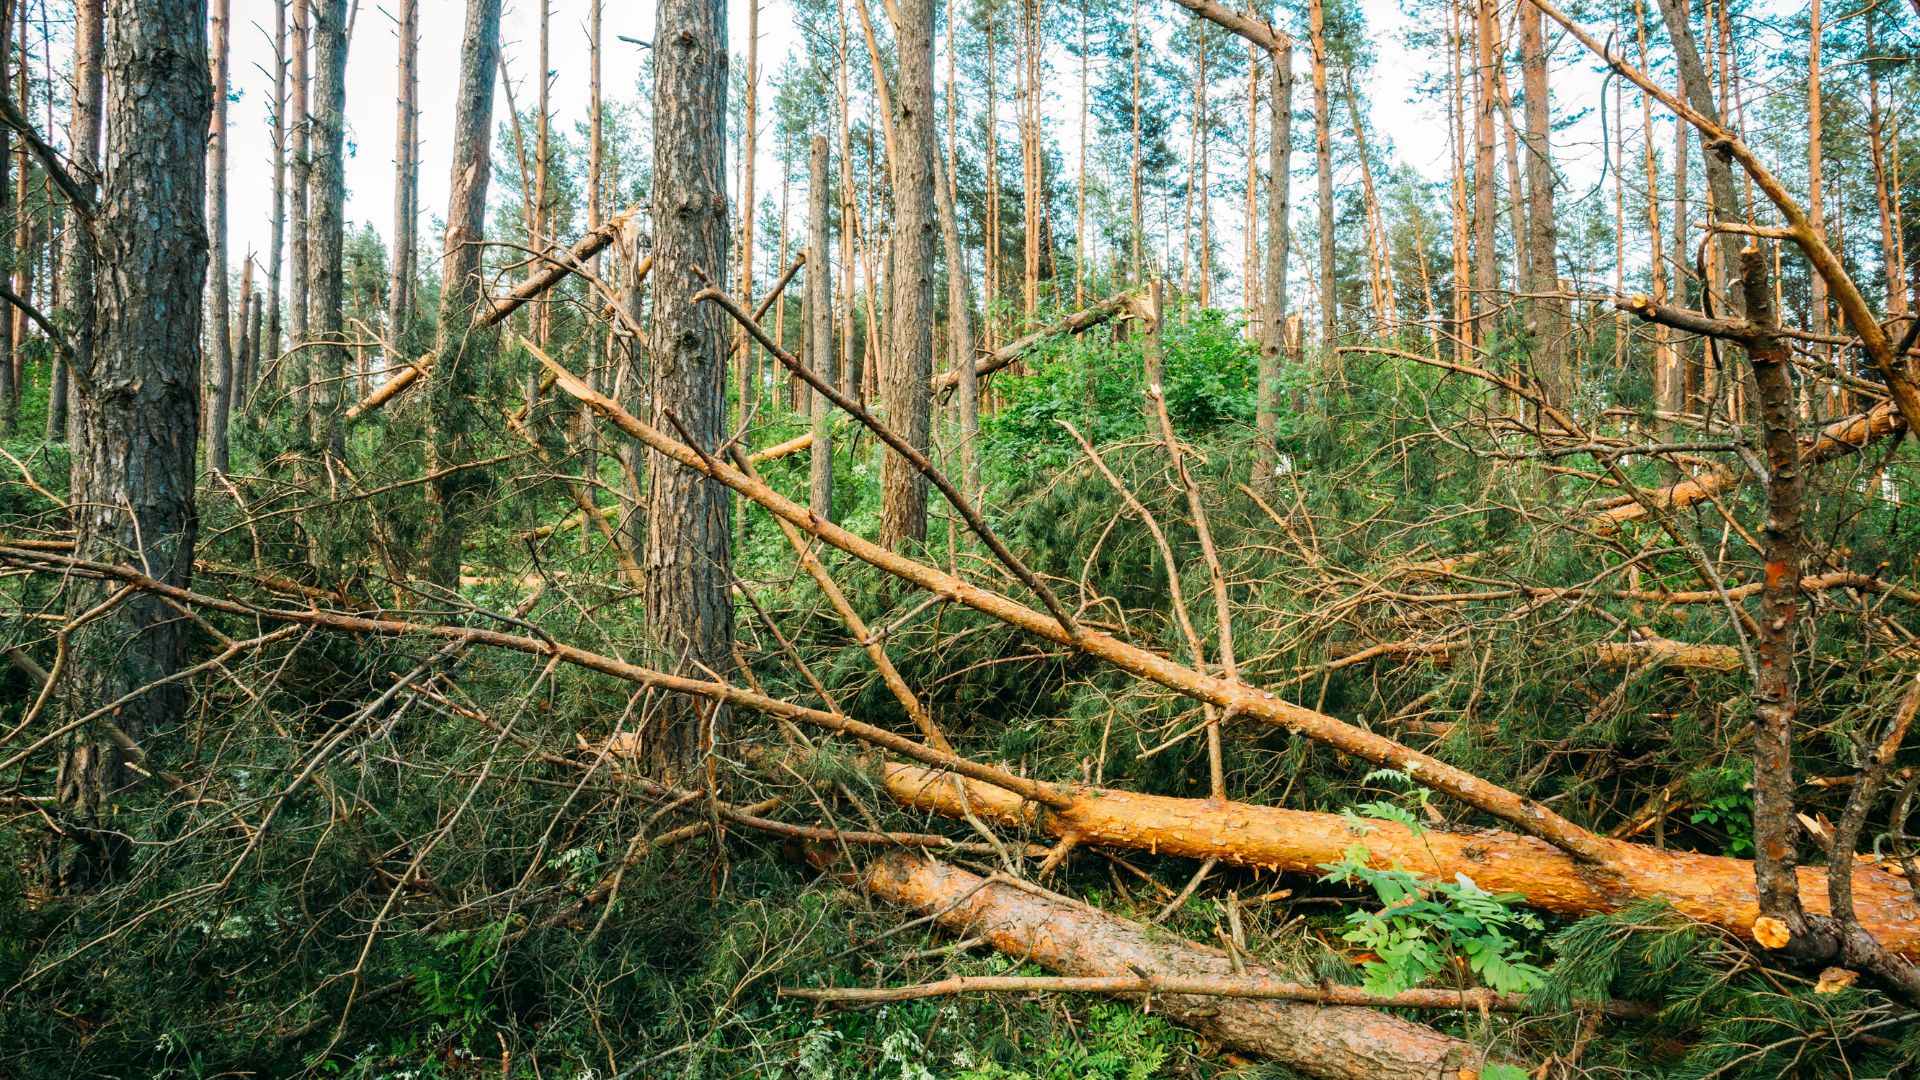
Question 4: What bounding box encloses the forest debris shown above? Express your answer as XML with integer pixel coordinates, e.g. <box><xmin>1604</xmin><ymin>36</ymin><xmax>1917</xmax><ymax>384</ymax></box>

<box><xmin>828</xmin><ymin>850</ymin><xmax>1489</xmax><ymax>1079</ymax></box>
<box><xmin>929</xmin><ymin>290</ymin><xmax>1137</xmax><ymax>395</ymax></box>
<box><xmin>1753</xmin><ymin>917</ymin><xmax>1792</xmax><ymax>949</ymax></box>
<box><xmin>878</xmin><ymin>762</ymin><xmax>1920</xmax><ymax>958</ymax></box>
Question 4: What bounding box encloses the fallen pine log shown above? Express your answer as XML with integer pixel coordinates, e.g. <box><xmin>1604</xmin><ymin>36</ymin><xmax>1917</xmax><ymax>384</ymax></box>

<box><xmin>930</xmin><ymin>291</ymin><xmax>1136</xmax><ymax>395</ymax></box>
<box><xmin>829</xmin><ymin>851</ymin><xmax>1488</xmax><ymax>1079</ymax></box>
<box><xmin>1593</xmin><ymin>400</ymin><xmax>1904</xmax><ymax>532</ymax></box>
<box><xmin>1324</xmin><ymin>635</ymin><xmax>1743</xmax><ymax>672</ymax></box>
<box><xmin>784</xmin><ymin>971</ymin><xmax>1652</xmax><ymax>1019</ymax></box>
<box><xmin>878</xmin><ymin>763</ymin><xmax>1920</xmax><ymax>959</ymax></box>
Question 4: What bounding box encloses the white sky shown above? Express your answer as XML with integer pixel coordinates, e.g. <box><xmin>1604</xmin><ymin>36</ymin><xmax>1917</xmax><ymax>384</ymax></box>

<box><xmin>222</xmin><ymin>0</ymin><xmax>1617</xmax><ymax>306</ymax></box>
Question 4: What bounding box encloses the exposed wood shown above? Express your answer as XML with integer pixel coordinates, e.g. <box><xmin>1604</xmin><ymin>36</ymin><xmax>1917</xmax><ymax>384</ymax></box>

<box><xmin>831</xmin><ymin>852</ymin><xmax>1480</xmax><ymax>1079</ymax></box>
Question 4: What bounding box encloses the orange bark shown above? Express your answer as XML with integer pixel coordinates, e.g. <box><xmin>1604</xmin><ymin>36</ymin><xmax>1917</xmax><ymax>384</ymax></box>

<box><xmin>879</xmin><ymin>763</ymin><xmax>1920</xmax><ymax>958</ymax></box>
<box><xmin>1593</xmin><ymin>401</ymin><xmax>1903</xmax><ymax>532</ymax></box>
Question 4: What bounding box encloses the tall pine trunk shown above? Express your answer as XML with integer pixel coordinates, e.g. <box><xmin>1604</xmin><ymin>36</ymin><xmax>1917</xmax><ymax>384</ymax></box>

<box><xmin>425</xmin><ymin>0</ymin><xmax>502</xmax><ymax>588</ymax></box>
<box><xmin>1518</xmin><ymin>0</ymin><xmax>1562</xmax><ymax>405</ymax></box>
<box><xmin>58</xmin><ymin>0</ymin><xmax>211</xmax><ymax>888</ymax></box>
<box><xmin>1256</xmin><ymin>38</ymin><xmax>1292</xmax><ymax>477</ymax></box>
<box><xmin>1310</xmin><ymin>0</ymin><xmax>1333</xmax><ymax>346</ymax></box>
<box><xmin>808</xmin><ymin>135</ymin><xmax>835</xmax><ymax>523</ymax></box>
<box><xmin>881</xmin><ymin>0</ymin><xmax>937</xmax><ymax>549</ymax></box>
<box><xmin>306</xmin><ymin>0</ymin><xmax>349</xmax><ymax>456</ymax></box>
<box><xmin>386</xmin><ymin>0</ymin><xmax>418</xmax><ymax>356</ymax></box>
<box><xmin>645</xmin><ymin>0</ymin><xmax>736</xmax><ymax>779</ymax></box>
<box><xmin>262</xmin><ymin>0</ymin><xmax>287</xmax><ymax>392</ymax></box>
<box><xmin>205</xmin><ymin>0</ymin><xmax>232</xmax><ymax>472</ymax></box>
<box><xmin>47</xmin><ymin>0</ymin><xmax>99</xmax><ymax>442</ymax></box>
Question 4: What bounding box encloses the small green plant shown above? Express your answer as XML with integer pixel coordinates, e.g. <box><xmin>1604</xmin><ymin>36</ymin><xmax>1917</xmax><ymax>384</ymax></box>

<box><xmin>408</xmin><ymin>919</ymin><xmax>510</xmax><ymax>1035</ymax></box>
<box><xmin>1686</xmin><ymin>766</ymin><xmax>1755</xmax><ymax>856</ymax></box>
<box><xmin>1321</xmin><ymin>789</ymin><xmax>1547</xmax><ymax>997</ymax></box>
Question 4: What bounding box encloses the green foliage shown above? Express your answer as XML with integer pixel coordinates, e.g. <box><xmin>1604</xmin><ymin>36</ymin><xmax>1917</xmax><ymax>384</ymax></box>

<box><xmin>1320</xmin><ymin>797</ymin><xmax>1546</xmax><ymax>997</ymax></box>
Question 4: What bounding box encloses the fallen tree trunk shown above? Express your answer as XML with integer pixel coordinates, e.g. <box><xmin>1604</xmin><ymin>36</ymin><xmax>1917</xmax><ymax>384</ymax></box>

<box><xmin>1593</xmin><ymin>400</ymin><xmax>1903</xmax><ymax>532</ymax></box>
<box><xmin>878</xmin><ymin>763</ymin><xmax>1920</xmax><ymax>959</ymax></box>
<box><xmin>931</xmin><ymin>291</ymin><xmax>1135</xmax><ymax>396</ymax></box>
<box><xmin>833</xmin><ymin>851</ymin><xmax>1484</xmax><ymax>1079</ymax></box>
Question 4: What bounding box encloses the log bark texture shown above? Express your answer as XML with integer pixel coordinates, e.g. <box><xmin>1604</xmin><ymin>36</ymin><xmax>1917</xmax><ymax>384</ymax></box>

<box><xmin>57</xmin><ymin>0</ymin><xmax>211</xmax><ymax>886</ymax></box>
<box><xmin>840</xmin><ymin>851</ymin><xmax>1478</xmax><ymax>1079</ymax></box>
<box><xmin>878</xmin><ymin>763</ymin><xmax>1920</xmax><ymax>958</ymax></box>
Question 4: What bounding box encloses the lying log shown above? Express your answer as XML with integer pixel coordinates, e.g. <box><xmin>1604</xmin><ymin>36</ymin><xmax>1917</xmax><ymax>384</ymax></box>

<box><xmin>832</xmin><ymin>851</ymin><xmax>1484</xmax><ymax>1079</ymax></box>
<box><xmin>930</xmin><ymin>291</ymin><xmax>1135</xmax><ymax>395</ymax></box>
<box><xmin>1594</xmin><ymin>400</ymin><xmax>1904</xmax><ymax>532</ymax></box>
<box><xmin>512</xmin><ymin>435</ymin><xmax>809</xmax><ymax>543</ymax></box>
<box><xmin>1325</xmin><ymin>635</ymin><xmax>1743</xmax><ymax>672</ymax></box>
<box><xmin>878</xmin><ymin>763</ymin><xmax>1920</xmax><ymax>959</ymax></box>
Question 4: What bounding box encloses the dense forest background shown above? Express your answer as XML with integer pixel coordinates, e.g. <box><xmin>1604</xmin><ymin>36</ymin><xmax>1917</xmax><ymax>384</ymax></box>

<box><xmin>3</xmin><ymin>0</ymin><xmax>1920</xmax><ymax>1076</ymax></box>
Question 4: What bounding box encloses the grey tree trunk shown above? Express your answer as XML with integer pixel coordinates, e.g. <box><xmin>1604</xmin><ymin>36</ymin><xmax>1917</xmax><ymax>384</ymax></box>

<box><xmin>808</xmin><ymin>135</ymin><xmax>835</xmax><ymax>523</ymax></box>
<box><xmin>934</xmin><ymin>130</ymin><xmax>977</xmax><ymax>497</ymax></box>
<box><xmin>1257</xmin><ymin>41</ymin><xmax>1293</xmax><ymax>477</ymax></box>
<box><xmin>262</xmin><ymin>0</ymin><xmax>287</xmax><ymax>387</ymax></box>
<box><xmin>306</xmin><ymin>0</ymin><xmax>349</xmax><ymax>455</ymax></box>
<box><xmin>1517</xmin><ymin>2</ymin><xmax>1563</xmax><ymax>406</ymax></box>
<box><xmin>881</xmin><ymin>0</ymin><xmax>937</xmax><ymax>549</ymax></box>
<box><xmin>425</xmin><ymin>0</ymin><xmax>502</xmax><ymax>589</ymax></box>
<box><xmin>48</xmin><ymin>0</ymin><xmax>101</xmax><ymax>443</ymax></box>
<box><xmin>644</xmin><ymin>0</ymin><xmax>735</xmax><ymax>780</ymax></box>
<box><xmin>57</xmin><ymin>0</ymin><xmax>211</xmax><ymax>887</ymax></box>
<box><xmin>289</xmin><ymin>0</ymin><xmax>310</xmax><ymax>384</ymax></box>
<box><xmin>385</xmin><ymin>0</ymin><xmax>418</xmax><ymax>357</ymax></box>
<box><xmin>205</xmin><ymin>0</ymin><xmax>232</xmax><ymax>472</ymax></box>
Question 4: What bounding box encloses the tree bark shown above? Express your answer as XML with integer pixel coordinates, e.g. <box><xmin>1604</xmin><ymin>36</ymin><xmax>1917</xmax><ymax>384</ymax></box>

<box><xmin>49</xmin><ymin>0</ymin><xmax>101</xmax><ymax>443</ymax></box>
<box><xmin>262</xmin><ymin>0</ymin><xmax>288</xmax><ymax>389</ymax></box>
<box><xmin>386</xmin><ymin>0</ymin><xmax>418</xmax><ymax>356</ymax></box>
<box><xmin>424</xmin><ymin>0</ymin><xmax>502</xmax><ymax>589</ymax></box>
<box><xmin>835</xmin><ymin>852</ymin><xmax>1479</xmax><ymax>1079</ymax></box>
<box><xmin>1650</xmin><ymin>0</ymin><xmax>1742</xmax><ymax>319</ymax></box>
<box><xmin>305</xmin><ymin>0</ymin><xmax>348</xmax><ymax>455</ymax></box>
<box><xmin>1518</xmin><ymin>0</ymin><xmax>1563</xmax><ymax>405</ymax></box>
<box><xmin>288</xmin><ymin>0</ymin><xmax>309</xmax><ymax>377</ymax></box>
<box><xmin>645</xmin><ymin>0</ymin><xmax>735</xmax><ymax>780</ymax></box>
<box><xmin>1471</xmin><ymin>0</ymin><xmax>1497</xmax><ymax>345</ymax></box>
<box><xmin>877</xmin><ymin>761</ymin><xmax>1920</xmax><ymax>958</ymax></box>
<box><xmin>1257</xmin><ymin>39</ymin><xmax>1292</xmax><ymax>476</ymax></box>
<box><xmin>57</xmin><ymin>0</ymin><xmax>211</xmax><ymax>887</ymax></box>
<box><xmin>808</xmin><ymin>135</ymin><xmax>835</xmax><ymax>523</ymax></box>
<box><xmin>881</xmin><ymin>0</ymin><xmax>936</xmax><ymax>549</ymax></box>
<box><xmin>205</xmin><ymin>0</ymin><xmax>232</xmax><ymax>472</ymax></box>
<box><xmin>1739</xmin><ymin>243</ymin><xmax>1813</xmax><ymax>945</ymax></box>
<box><xmin>1309</xmin><ymin>0</ymin><xmax>1333</xmax><ymax>346</ymax></box>
<box><xmin>934</xmin><ymin>124</ymin><xmax>977</xmax><ymax>497</ymax></box>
